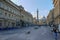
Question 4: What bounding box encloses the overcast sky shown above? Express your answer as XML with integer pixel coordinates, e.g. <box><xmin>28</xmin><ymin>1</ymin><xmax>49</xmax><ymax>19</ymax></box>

<box><xmin>11</xmin><ymin>0</ymin><xmax>53</xmax><ymax>19</ymax></box>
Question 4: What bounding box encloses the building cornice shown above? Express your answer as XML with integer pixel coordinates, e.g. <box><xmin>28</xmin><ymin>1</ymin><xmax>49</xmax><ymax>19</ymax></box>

<box><xmin>4</xmin><ymin>0</ymin><xmax>20</xmax><ymax>11</ymax></box>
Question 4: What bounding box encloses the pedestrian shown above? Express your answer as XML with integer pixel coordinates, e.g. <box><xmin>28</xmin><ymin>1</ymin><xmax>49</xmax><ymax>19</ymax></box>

<box><xmin>53</xmin><ymin>25</ymin><xmax>57</xmax><ymax>40</ymax></box>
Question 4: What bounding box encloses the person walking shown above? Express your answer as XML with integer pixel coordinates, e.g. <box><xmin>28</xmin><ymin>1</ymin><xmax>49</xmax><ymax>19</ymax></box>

<box><xmin>53</xmin><ymin>25</ymin><xmax>58</xmax><ymax>40</ymax></box>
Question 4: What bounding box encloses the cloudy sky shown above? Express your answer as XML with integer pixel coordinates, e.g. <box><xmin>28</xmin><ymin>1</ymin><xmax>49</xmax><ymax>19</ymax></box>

<box><xmin>11</xmin><ymin>0</ymin><xmax>53</xmax><ymax>19</ymax></box>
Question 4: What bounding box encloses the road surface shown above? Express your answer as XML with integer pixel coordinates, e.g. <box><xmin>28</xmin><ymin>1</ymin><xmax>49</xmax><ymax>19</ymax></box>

<box><xmin>0</xmin><ymin>26</ymin><xmax>60</xmax><ymax>40</ymax></box>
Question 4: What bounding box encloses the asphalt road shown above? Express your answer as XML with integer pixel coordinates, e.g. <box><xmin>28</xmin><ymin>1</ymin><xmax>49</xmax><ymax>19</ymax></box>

<box><xmin>0</xmin><ymin>26</ymin><xmax>60</xmax><ymax>40</ymax></box>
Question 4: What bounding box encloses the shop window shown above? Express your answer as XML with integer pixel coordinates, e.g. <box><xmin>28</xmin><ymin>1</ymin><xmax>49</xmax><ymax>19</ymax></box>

<box><xmin>12</xmin><ymin>23</ymin><xmax>15</xmax><ymax>27</ymax></box>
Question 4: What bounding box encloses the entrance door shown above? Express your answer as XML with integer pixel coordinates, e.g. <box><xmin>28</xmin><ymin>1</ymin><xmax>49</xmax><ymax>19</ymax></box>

<box><xmin>12</xmin><ymin>23</ymin><xmax>15</xmax><ymax>27</ymax></box>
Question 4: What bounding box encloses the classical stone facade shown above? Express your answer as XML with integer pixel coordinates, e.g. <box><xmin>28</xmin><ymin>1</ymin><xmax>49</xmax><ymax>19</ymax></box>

<box><xmin>47</xmin><ymin>0</ymin><xmax>60</xmax><ymax>26</ymax></box>
<box><xmin>47</xmin><ymin>9</ymin><xmax>54</xmax><ymax>25</ymax></box>
<box><xmin>33</xmin><ymin>17</ymin><xmax>37</xmax><ymax>25</ymax></box>
<box><xmin>0</xmin><ymin>0</ymin><xmax>19</xmax><ymax>28</ymax></box>
<box><xmin>20</xmin><ymin>7</ymin><xmax>33</xmax><ymax>26</ymax></box>
<box><xmin>53</xmin><ymin>0</ymin><xmax>60</xmax><ymax>25</ymax></box>
<box><xmin>39</xmin><ymin>17</ymin><xmax>46</xmax><ymax>25</ymax></box>
<box><xmin>0</xmin><ymin>0</ymin><xmax>33</xmax><ymax>29</ymax></box>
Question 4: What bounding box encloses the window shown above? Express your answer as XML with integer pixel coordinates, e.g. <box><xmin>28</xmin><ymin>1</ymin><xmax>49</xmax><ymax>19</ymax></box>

<box><xmin>22</xmin><ymin>15</ymin><xmax>24</xmax><ymax>18</ymax></box>
<box><xmin>5</xmin><ymin>13</ymin><xmax>7</xmax><ymax>16</ymax></box>
<box><xmin>0</xmin><ymin>2</ymin><xmax>2</xmax><ymax>7</ymax></box>
<box><xmin>11</xmin><ymin>8</ymin><xmax>13</xmax><ymax>12</ymax></box>
<box><xmin>9</xmin><ymin>7</ymin><xmax>10</xmax><ymax>11</ymax></box>
<box><xmin>0</xmin><ymin>12</ymin><xmax>2</xmax><ymax>15</ymax></box>
<box><xmin>28</xmin><ymin>18</ymin><xmax>29</xmax><ymax>20</ymax></box>
<box><xmin>0</xmin><ymin>2</ymin><xmax>1</xmax><ymax>7</ymax></box>
<box><xmin>12</xmin><ymin>22</ymin><xmax>15</xmax><ymax>27</ymax></box>
<box><xmin>0</xmin><ymin>9</ymin><xmax>2</xmax><ymax>15</ymax></box>
<box><xmin>9</xmin><ymin>14</ymin><xmax>11</xmax><ymax>17</ymax></box>
<box><xmin>7</xmin><ymin>6</ymin><xmax>10</xmax><ymax>11</ymax></box>
<box><xmin>0</xmin><ymin>2</ymin><xmax>3</xmax><ymax>8</ymax></box>
<box><xmin>4</xmin><ymin>5</ymin><xmax>7</xmax><ymax>10</ymax></box>
<box><xmin>4</xmin><ymin>5</ymin><xmax>10</xmax><ymax>11</ymax></box>
<box><xmin>8</xmin><ymin>22</ymin><xmax>10</xmax><ymax>26</ymax></box>
<box><xmin>13</xmin><ymin>10</ymin><xmax>15</xmax><ymax>13</ymax></box>
<box><xmin>12</xmin><ymin>15</ymin><xmax>13</xmax><ymax>17</ymax></box>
